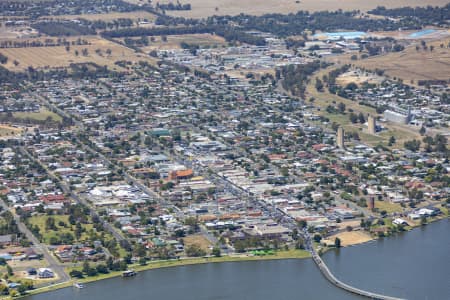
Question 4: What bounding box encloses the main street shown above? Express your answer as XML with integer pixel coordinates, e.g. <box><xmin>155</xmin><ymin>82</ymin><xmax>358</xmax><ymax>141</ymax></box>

<box><xmin>29</xmin><ymin>65</ymin><xmax>379</xmax><ymax>261</ymax></box>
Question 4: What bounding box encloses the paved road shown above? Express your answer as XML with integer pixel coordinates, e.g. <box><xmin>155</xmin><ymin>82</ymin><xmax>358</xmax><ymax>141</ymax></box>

<box><xmin>32</xmin><ymin>92</ymin><xmax>179</xmax><ymax>240</ymax></box>
<box><xmin>21</xmin><ymin>147</ymin><xmax>126</xmax><ymax>243</ymax></box>
<box><xmin>31</xmin><ymin>92</ymin><xmax>84</xmax><ymax>129</ymax></box>
<box><xmin>0</xmin><ymin>199</ymin><xmax>70</xmax><ymax>283</ymax></box>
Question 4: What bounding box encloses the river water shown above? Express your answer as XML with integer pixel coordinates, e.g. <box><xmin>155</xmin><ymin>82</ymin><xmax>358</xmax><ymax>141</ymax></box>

<box><xmin>25</xmin><ymin>219</ymin><xmax>449</xmax><ymax>300</ymax></box>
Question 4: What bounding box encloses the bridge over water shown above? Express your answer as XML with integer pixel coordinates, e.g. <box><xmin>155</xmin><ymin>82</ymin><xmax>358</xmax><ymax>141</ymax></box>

<box><xmin>311</xmin><ymin>252</ymin><xmax>404</xmax><ymax>300</ymax></box>
<box><xmin>304</xmin><ymin>231</ymin><xmax>405</xmax><ymax>300</ymax></box>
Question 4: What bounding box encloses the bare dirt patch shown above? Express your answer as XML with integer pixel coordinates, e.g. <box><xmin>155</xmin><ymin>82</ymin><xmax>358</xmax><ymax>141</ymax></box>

<box><xmin>0</xmin><ymin>124</ymin><xmax>23</xmax><ymax>137</ymax></box>
<box><xmin>335</xmin><ymin>220</ymin><xmax>361</xmax><ymax>231</ymax></box>
<box><xmin>324</xmin><ymin>230</ymin><xmax>373</xmax><ymax>247</ymax></box>
<box><xmin>183</xmin><ymin>234</ymin><xmax>212</xmax><ymax>252</ymax></box>
<box><xmin>336</xmin><ymin>70</ymin><xmax>384</xmax><ymax>86</ymax></box>
<box><xmin>8</xmin><ymin>259</ymin><xmax>48</xmax><ymax>271</ymax></box>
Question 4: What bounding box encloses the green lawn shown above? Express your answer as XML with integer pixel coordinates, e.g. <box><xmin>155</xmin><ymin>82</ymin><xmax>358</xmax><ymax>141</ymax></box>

<box><xmin>20</xmin><ymin>281</ymin><xmax>73</xmax><ymax>298</ymax></box>
<box><xmin>358</xmin><ymin>131</ymin><xmax>384</xmax><ymax>145</ymax></box>
<box><xmin>25</xmin><ymin>250</ymin><xmax>312</xmax><ymax>297</ymax></box>
<box><xmin>28</xmin><ymin>215</ymin><xmax>94</xmax><ymax>244</ymax></box>
<box><xmin>375</xmin><ymin>200</ymin><xmax>404</xmax><ymax>214</ymax></box>
<box><xmin>66</xmin><ymin>249</ymin><xmax>310</xmax><ymax>283</ymax></box>
<box><xmin>117</xmin><ymin>246</ymin><xmax>129</xmax><ymax>258</ymax></box>
<box><xmin>13</xmin><ymin>108</ymin><xmax>62</xmax><ymax>123</ymax></box>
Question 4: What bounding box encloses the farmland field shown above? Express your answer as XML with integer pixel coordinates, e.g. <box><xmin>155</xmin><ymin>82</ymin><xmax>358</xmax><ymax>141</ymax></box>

<box><xmin>353</xmin><ymin>39</ymin><xmax>450</xmax><ymax>84</ymax></box>
<box><xmin>154</xmin><ymin>0</ymin><xmax>449</xmax><ymax>18</ymax></box>
<box><xmin>0</xmin><ymin>37</ymin><xmax>156</xmax><ymax>71</ymax></box>
<box><xmin>47</xmin><ymin>11</ymin><xmax>156</xmax><ymax>22</ymax></box>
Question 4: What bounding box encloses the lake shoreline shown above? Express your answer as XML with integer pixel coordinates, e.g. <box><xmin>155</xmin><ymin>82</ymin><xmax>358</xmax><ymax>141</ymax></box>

<box><xmin>21</xmin><ymin>249</ymin><xmax>311</xmax><ymax>298</ymax></box>
<box><xmin>21</xmin><ymin>215</ymin><xmax>448</xmax><ymax>299</ymax></box>
<box><xmin>323</xmin><ymin>211</ymin><xmax>449</xmax><ymax>248</ymax></box>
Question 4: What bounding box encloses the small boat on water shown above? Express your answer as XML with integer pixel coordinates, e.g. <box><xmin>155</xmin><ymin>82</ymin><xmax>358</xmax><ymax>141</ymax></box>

<box><xmin>73</xmin><ymin>282</ymin><xmax>84</xmax><ymax>289</ymax></box>
<box><xmin>122</xmin><ymin>269</ymin><xmax>137</xmax><ymax>277</ymax></box>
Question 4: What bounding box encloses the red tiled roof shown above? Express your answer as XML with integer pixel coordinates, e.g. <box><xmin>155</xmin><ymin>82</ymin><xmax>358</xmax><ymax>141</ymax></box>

<box><xmin>312</xmin><ymin>144</ymin><xmax>328</xmax><ymax>151</ymax></box>
<box><xmin>39</xmin><ymin>194</ymin><xmax>67</xmax><ymax>203</ymax></box>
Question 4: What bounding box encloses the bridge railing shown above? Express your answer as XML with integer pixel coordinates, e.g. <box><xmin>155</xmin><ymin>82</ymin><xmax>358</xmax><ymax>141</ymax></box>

<box><xmin>305</xmin><ymin>233</ymin><xmax>404</xmax><ymax>300</ymax></box>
